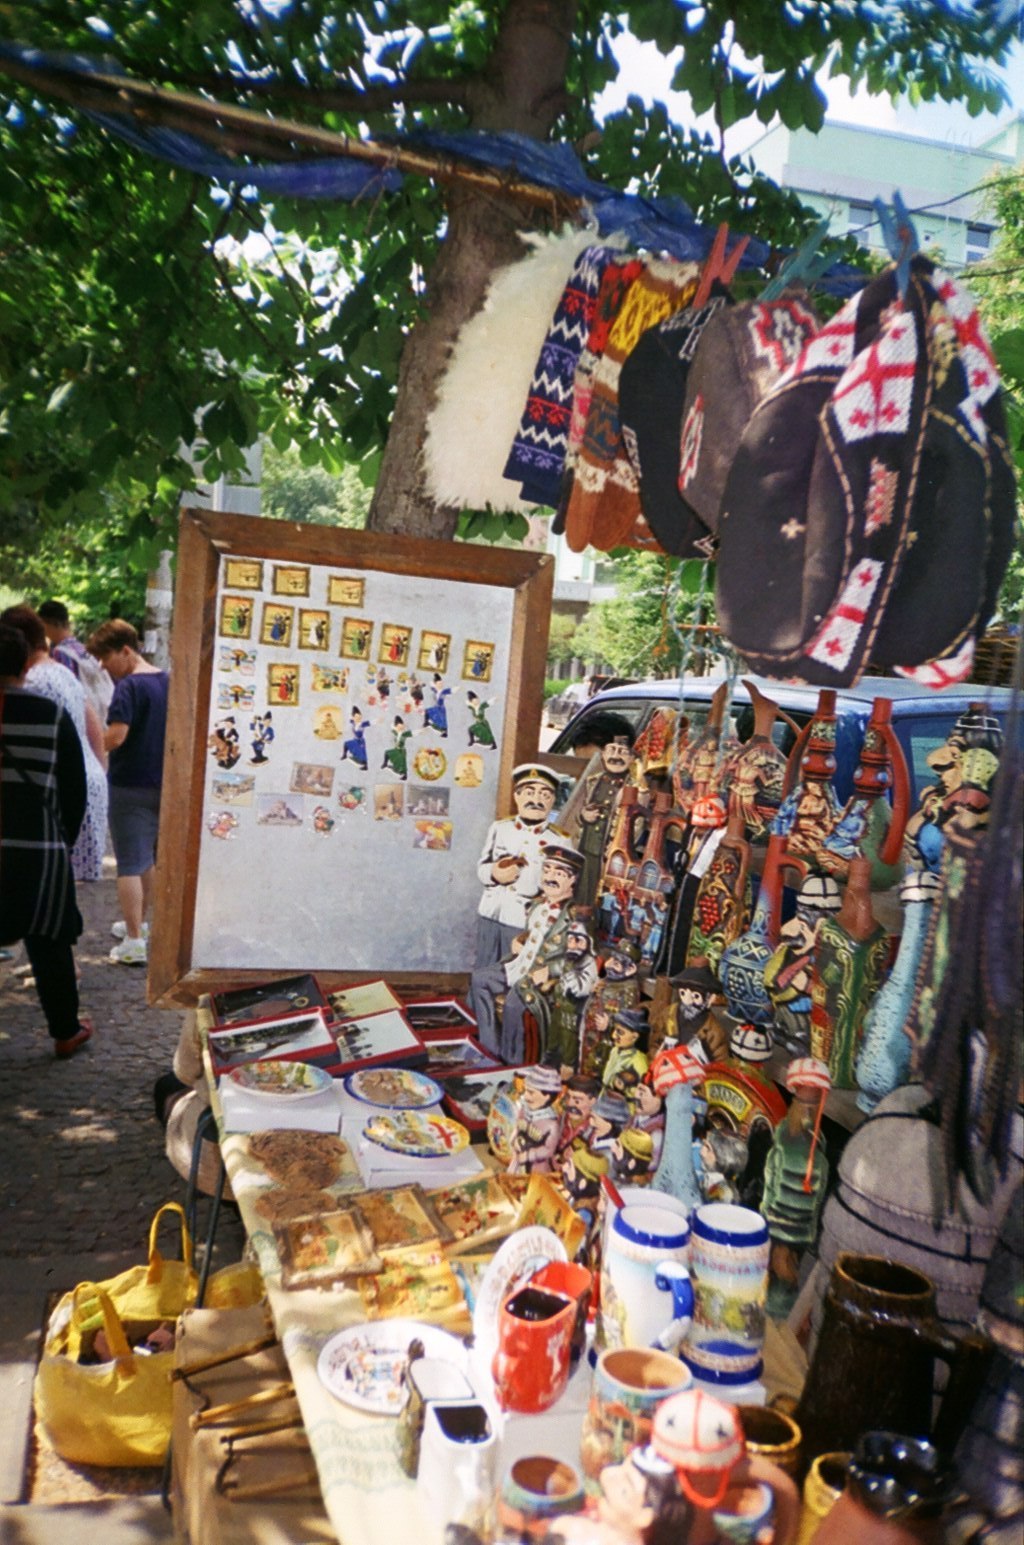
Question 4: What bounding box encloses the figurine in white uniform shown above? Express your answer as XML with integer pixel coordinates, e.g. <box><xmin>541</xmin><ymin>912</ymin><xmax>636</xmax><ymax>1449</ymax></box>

<box><xmin>474</xmin><ymin>764</ymin><xmax>560</xmax><ymax>965</ymax></box>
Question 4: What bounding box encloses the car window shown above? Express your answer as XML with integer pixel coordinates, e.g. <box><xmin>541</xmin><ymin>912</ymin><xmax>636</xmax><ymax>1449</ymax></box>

<box><xmin>896</xmin><ymin>713</ymin><xmax>959</xmax><ymax>803</ymax></box>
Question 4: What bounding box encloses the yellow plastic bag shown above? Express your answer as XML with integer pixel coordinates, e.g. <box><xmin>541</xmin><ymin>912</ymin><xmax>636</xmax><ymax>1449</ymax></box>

<box><xmin>34</xmin><ymin>1203</ymin><xmax>199</xmax><ymax>1466</ymax></box>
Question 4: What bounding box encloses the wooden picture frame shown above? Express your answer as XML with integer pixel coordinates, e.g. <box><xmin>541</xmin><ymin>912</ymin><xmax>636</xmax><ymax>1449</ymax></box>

<box><xmin>150</xmin><ymin>508</ymin><xmax>552</xmax><ymax>1005</ymax></box>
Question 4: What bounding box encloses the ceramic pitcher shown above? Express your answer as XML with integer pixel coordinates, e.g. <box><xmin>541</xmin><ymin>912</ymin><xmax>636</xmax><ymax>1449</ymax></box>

<box><xmin>601</xmin><ymin>1200</ymin><xmax>694</xmax><ymax>1352</ymax></box>
<box><xmin>796</xmin><ymin>1252</ymin><xmax>993</xmax><ymax>1460</ymax></box>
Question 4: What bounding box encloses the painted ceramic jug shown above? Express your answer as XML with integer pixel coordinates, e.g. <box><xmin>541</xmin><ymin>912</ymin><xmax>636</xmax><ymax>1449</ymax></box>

<box><xmin>685</xmin><ymin>810</ymin><xmax>752</xmax><ymax>974</ymax></box>
<box><xmin>808</xmin><ymin>856</ymin><xmax>889</xmax><ymax>1088</ymax></box>
<box><xmin>796</xmin><ymin>1252</ymin><xmax>993</xmax><ymax>1461</ymax></box>
<box><xmin>601</xmin><ymin>1200</ymin><xmax>694</xmax><ymax>1353</ymax></box>
<box><xmin>726</xmin><ymin>679</ymin><xmax>789</xmax><ymax>841</ymax></box>
<box><xmin>685</xmin><ymin>1203</ymin><xmax>770</xmax><ymax>1359</ymax></box>
<box><xmin>854</xmin><ymin>870</ymin><xmax>941</xmax><ymax>1112</ymax></box>
<box><xmin>818</xmin><ymin>696</ymin><xmax>910</xmax><ymax>887</ymax></box>
<box><xmin>719</xmin><ymin>834</ymin><xmax>808</xmax><ymax>1023</ymax></box>
<box><xmin>772</xmin><ymin>689</ymin><xmax>842</xmax><ymax>861</ymax></box>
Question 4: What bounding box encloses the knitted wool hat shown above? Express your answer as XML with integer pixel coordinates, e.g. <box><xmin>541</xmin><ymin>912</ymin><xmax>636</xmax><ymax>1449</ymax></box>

<box><xmin>523</xmin><ymin>1063</ymin><xmax>563</xmax><ymax>1095</ymax></box>
<box><xmin>593</xmin><ymin>1090</ymin><xmax>631</xmax><ymax>1126</ymax></box>
<box><xmin>677</xmin><ymin>292</ymin><xmax>819</xmax><ymax>536</ymax></box>
<box><xmin>716</xmin><ymin>261</ymin><xmax>931</xmax><ymax>687</ymax></box>
<box><xmin>652</xmin><ymin>1390</ymin><xmax>745</xmax><ymax>1508</ymax></box>
<box><xmin>504</xmin><ymin>243</ymin><xmax>626</xmax><ymax>508</ymax></box>
<box><xmin>617</xmin><ymin>292</ymin><xmax>732</xmax><ymax>558</ymax></box>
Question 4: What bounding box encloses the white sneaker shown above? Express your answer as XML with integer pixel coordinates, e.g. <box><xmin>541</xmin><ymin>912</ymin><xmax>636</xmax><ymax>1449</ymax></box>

<box><xmin>111</xmin><ymin>920</ymin><xmax>150</xmax><ymax>941</ymax></box>
<box><xmin>109</xmin><ymin>935</ymin><xmax>148</xmax><ymax>966</ymax></box>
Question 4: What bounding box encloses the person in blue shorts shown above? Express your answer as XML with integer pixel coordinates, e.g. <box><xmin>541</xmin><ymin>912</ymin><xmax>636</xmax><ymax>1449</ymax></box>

<box><xmin>87</xmin><ymin>620</ymin><xmax>169</xmax><ymax>966</ymax></box>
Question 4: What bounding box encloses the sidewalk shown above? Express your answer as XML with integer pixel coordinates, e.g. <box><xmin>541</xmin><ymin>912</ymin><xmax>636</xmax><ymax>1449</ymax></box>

<box><xmin>0</xmin><ymin>861</ymin><xmax>244</xmax><ymax>1526</ymax></box>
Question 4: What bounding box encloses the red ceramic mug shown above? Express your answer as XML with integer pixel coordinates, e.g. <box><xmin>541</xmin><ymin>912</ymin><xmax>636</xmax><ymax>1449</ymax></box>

<box><xmin>529</xmin><ymin>1260</ymin><xmax>594</xmax><ymax>1372</ymax></box>
<box><xmin>492</xmin><ymin>1283</ymin><xmax>576</xmax><ymax>1413</ymax></box>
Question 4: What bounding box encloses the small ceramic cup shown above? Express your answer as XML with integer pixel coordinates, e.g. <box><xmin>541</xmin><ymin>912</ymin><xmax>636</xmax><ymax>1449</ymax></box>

<box><xmin>579</xmin><ymin>1346</ymin><xmax>692</xmax><ymax>1489</ymax></box>
<box><xmin>713</xmin><ymin>1479</ymin><xmax>776</xmax><ymax>1544</ymax></box>
<box><xmin>497</xmin><ymin>1455</ymin><xmax>585</xmax><ymax>1541</ymax></box>
<box><xmin>737</xmin><ymin>1405</ymin><xmax>803</xmax><ymax>1481</ymax></box>
<box><xmin>794</xmin><ymin>1451</ymin><xmax>851</xmax><ymax>1545</ymax></box>
<box><xmin>529</xmin><ymin>1260</ymin><xmax>594</xmax><ymax>1372</ymax></box>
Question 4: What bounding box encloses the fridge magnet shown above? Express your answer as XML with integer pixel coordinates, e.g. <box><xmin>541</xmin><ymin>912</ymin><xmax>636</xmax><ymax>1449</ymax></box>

<box><xmin>413</xmin><ymin>819</ymin><xmax>453</xmax><ymax>851</ymax></box>
<box><xmin>381</xmin><ymin>715</ymin><xmax>414</xmax><ymax>780</ymax></box>
<box><xmin>218</xmin><ymin>595</ymin><xmax>254</xmax><ymax>640</ymax></box>
<box><xmin>274</xmin><ymin>1205</ymin><xmax>382</xmax><ymax>1290</ymax></box>
<box><xmin>290</xmin><ymin>762</ymin><xmax>335</xmax><ymax>798</ymax></box>
<box><xmin>462</xmin><ymin>640</ymin><xmax>495</xmax><ymax>683</ymax></box>
<box><xmin>211</xmin><ymin>771</ymin><xmax>255</xmax><ymax>806</ymax></box>
<box><xmin>208</xmin><ymin>716</ymin><xmax>241</xmax><ymax>769</ymax></box>
<box><xmin>249</xmin><ymin>711</ymin><xmax>275</xmax><ymax>763</ymax></box>
<box><xmin>418</xmin><ymin>630</ymin><xmax>451</xmax><ymax>673</ymax></box>
<box><xmin>313</xmin><ymin>705</ymin><xmax>344</xmax><ymax>740</ymax></box>
<box><xmin>299</xmin><ymin>609</ymin><xmax>331</xmax><ymax>650</ymax></box>
<box><xmin>313</xmin><ymin>804</ymin><xmax>336</xmax><ymax>836</ymax></box>
<box><xmin>256</xmin><ymin>793</ymin><xmax>304</xmax><ymax>827</ymax></box>
<box><xmin>379</xmin><ymin>623</ymin><xmax>413</xmax><ymax>667</ymax></box>
<box><xmin>327</xmin><ymin>574</ymin><xmax>365</xmax><ymax>607</ymax></box>
<box><xmin>422</xmin><ymin>675</ymin><xmax>458</xmax><ymax>738</ymax></box>
<box><xmin>373</xmin><ymin>667</ymin><xmax>394</xmax><ymax>705</ymax></box>
<box><xmin>340</xmin><ymin>617</ymin><xmax>373</xmax><ymax>660</ymax></box>
<box><xmin>261</xmin><ymin>602</ymin><xmax>295</xmax><ymax>647</ymax></box>
<box><xmin>218</xmin><ymin>645</ymin><xmax>257</xmax><ymax>676</ymax></box>
<box><xmin>311</xmin><ymin>664</ymin><xmax>349</xmax><ymax>693</ymax></box>
<box><xmin>207</xmin><ymin>809</ymin><xmax>239</xmax><ymax>840</ymax></box>
<box><xmin>339</xmin><ymin>706</ymin><xmax>369</xmax><ymax>769</ymax></box>
<box><xmin>337</xmin><ymin>784</ymin><xmax>367</xmax><ymax>813</ymax></box>
<box><xmin>217</xmin><ymin>682</ymin><xmax>255</xmax><ymax>711</ymax></box>
<box><xmin>454</xmin><ymin>753</ymin><xmax>484</xmax><ymax>788</ymax></box>
<box><xmin>413</xmin><ymin>745</ymin><xmax>448</xmax><ymax>782</ymax></box>
<box><xmin>374</xmin><ymin>784</ymin><xmax>405</xmax><ymax>822</ymax></box>
<box><xmin>465</xmin><ymin>692</ymin><xmax>497</xmax><ymax>750</ymax></box>
<box><xmin>267</xmin><ymin>663</ymin><xmax>299</xmax><ymax>705</ymax></box>
<box><xmin>408</xmin><ymin>785</ymin><xmax>450</xmax><ymax>818</ymax></box>
<box><xmin>223</xmin><ymin>557</ymin><xmax>264</xmax><ymax>590</ymax></box>
<box><xmin>272</xmin><ymin>564</ymin><xmax>310</xmax><ymax>598</ymax></box>
<box><xmin>356</xmin><ymin>1185</ymin><xmax>453</xmax><ymax>1253</ymax></box>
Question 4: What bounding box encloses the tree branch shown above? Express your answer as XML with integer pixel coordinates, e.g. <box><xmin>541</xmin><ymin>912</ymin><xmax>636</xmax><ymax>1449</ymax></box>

<box><xmin>138</xmin><ymin>66</ymin><xmax>477</xmax><ymax>116</ymax></box>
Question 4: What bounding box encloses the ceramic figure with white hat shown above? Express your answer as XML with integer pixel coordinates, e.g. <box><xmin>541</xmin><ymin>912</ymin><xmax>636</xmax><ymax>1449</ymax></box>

<box><xmin>649</xmin><ymin>1043</ymin><xmax>706</xmax><ymax>1217</ymax></box>
<box><xmin>473</xmin><ymin>761</ymin><xmax>562</xmax><ymax>966</ymax></box>
<box><xmin>761</xmin><ymin>1056</ymin><xmax>831</xmax><ymax>1317</ymax></box>
<box><xmin>507</xmin><ymin>1064</ymin><xmax>564</xmax><ymax>1175</ymax></box>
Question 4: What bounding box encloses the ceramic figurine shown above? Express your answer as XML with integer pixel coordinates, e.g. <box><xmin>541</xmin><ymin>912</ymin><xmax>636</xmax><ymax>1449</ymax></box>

<box><xmin>621</xmin><ymin>790</ymin><xmax>684</xmax><ymax>968</ymax></box>
<box><xmin>610</xmin><ymin>1126</ymin><xmax>656</xmax><ymax>1186</ymax></box>
<box><xmin>808</xmin><ymin>856</ymin><xmax>889</xmax><ymax>1088</ymax></box>
<box><xmin>725</xmin><ymin>679</ymin><xmax>789</xmax><ymax>841</ymax></box>
<box><xmin>590</xmin><ymin>1089</ymin><xmax>632</xmax><ymax>1158</ymax></box>
<box><xmin>773</xmin><ymin>689</ymin><xmax>843</xmax><ymax>860</ymax></box>
<box><xmin>649</xmin><ymin>1044</ymin><xmax>705</xmax><ymax>1216</ymax></box>
<box><xmin>559</xmin><ymin>1139</ymin><xmax>609</xmax><ymax>1267</ymax></box>
<box><xmin>669</xmin><ymin>964</ymin><xmax>731</xmax><ymax>1064</ymax></box>
<box><xmin>761</xmin><ymin>1057</ymin><xmax>831</xmax><ymax>1317</ymax></box>
<box><xmin>818</xmin><ymin>697</ymin><xmax>910</xmax><ymax>888</ymax></box>
<box><xmin>903</xmin><ymin>703</ymin><xmax>1004</xmax><ymax>873</ymax></box>
<box><xmin>671</xmin><ymin>682</ymin><xmax>739</xmax><ymax>817</ymax></box>
<box><xmin>696</xmin><ymin>1126</ymin><xmax>748</xmax><ymax>1205</ymax></box>
<box><xmin>567</xmin><ymin>735</ymin><xmax>635</xmax><ymax>909</ymax></box>
<box><xmin>601</xmin><ymin>1008</ymin><xmax>651</xmax><ymax>1105</ymax></box>
<box><xmin>473</xmin><ymin>762</ymin><xmax>561</xmax><ymax>966</ymax></box>
<box><xmin>506</xmin><ymin>1064</ymin><xmax>564</xmax><ymax>1175</ymax></box>
<box><xmin>557</xmin><ymin>1074</ymin><xmax>604</xmax><ymax>1156</ymax></box>
<box><xmin>579</xmin><ymin>948</ymin><xmax>641</xmax><ymax>1080</ymax></box>
<box><xmin>763</xmin><ymin>874</ymin><xmax>841</xmax><ymax>1055</ymax></box>
<box><xmin>624</xmin><ymin>1076</ymin><xmax>666</xmax><ymax>1172</ymax></box>
<box><xmin>719</xmin><ymin>834</ymin><xmax>808</xmax><ymax>1024</ymax></box>
<box><xmin>469</xmin><ymin>839</ymin><xmax>585</xmax><ymax>1064</ymax></box>
<box><xmin>651</xmin><ymin>1389</ymin><xmax>800</xmax><ymax>1544</ymax></box>
<box><xmin>685</xmin><ymin>811</ymin><xmax>752</xmax><ymax>974</ymax></box>
<box><xmin>855</xmin><ymin>870</ymin><xmax>941</xmax><ymax>1112</ymax></box>
<box><xmin>529</xmin><ymin>913</ymin><xmax>599</xmax><ymax>1080</ymax></box>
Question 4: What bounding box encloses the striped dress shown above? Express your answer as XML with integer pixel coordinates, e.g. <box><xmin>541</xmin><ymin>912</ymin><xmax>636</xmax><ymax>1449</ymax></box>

<box><xmin>0</xmin><ymin>687</ymin><xmax>85</xmax><ymax>943</ymax></box>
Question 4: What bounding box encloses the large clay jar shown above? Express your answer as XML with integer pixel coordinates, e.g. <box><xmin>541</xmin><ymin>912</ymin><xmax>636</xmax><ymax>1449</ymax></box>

<box><xmin>810</xmin><ymin>1433</ymin><xmax>956</xmax><ymax>1545</ymax></box>
<box><xmin>579</xmin><ymin>1347</ymin><xmax>692</xmax><ymax>1489</ymax></box>
<box><xmin>796</xmin><ymin>1253</ymin><xmax>992</xmax><ymax>1462</ymax></box>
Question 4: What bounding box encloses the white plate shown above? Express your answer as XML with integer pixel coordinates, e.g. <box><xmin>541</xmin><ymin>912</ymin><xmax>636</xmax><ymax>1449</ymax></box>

<box><xmin>344</xmin><ymin>1067</ymin><xmax>444</xmax><ymax>1109</ymax></box>
<box><xmin>471</xmin><ymin>1225</ymin><xmax>567</xmax><ymax>1369</ymax></box>
<box><xmin>226</xmin><ymin>1060</ymin><xmax>332</xmax><ymax>1098</ymax></box>
<box><xmin>317</xmin><ymin>1319</ymin><xmax>468</xmax><ymax>1415</ymax></box>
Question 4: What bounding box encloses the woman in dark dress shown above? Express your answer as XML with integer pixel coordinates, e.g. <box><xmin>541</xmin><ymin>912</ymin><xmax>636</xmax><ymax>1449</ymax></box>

<box><xmin>0</xmin><ymin>623</ymin><xmax>92</xmax><ymax>1056</ymax></box>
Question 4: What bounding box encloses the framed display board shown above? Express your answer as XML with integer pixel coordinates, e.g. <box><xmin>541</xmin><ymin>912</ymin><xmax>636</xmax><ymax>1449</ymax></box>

<box><xmin>149</xmin><ymin>509</ymin><xmax>553</xmax><ymax>1005</ymax></box>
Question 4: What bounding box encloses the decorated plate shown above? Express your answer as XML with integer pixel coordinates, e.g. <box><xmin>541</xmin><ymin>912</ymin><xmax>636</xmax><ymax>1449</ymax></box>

<box><xmin>363</xmin><ymin>1111</ymin><xmax>470</xmax><ymax>1158</ymax></box>
<box><xmin>344</xmin><ymin>1067</ymin><xmax>444</xmax><ymax>1110</ymax></box>
<box><xmin>317</xmin><ymin>1319</ymin><xmax>468</xmax><ymax>1415</ymax></box>
<box><xmin>226</xmin><ymin>1060</ymin><xmax>332</xmax><ymax>1098</ymax></box>
<box><xmin>472</xmin><ymin>1225</ymin><xmax>567</xmax><ymax>1369</ymax></box>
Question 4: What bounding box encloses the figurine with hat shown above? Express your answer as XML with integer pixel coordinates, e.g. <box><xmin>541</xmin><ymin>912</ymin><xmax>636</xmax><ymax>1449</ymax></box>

<box><xmin>764</xmin><ymin>873</ymin><xmax>841</xmax><ymax>1055</ymax></box>
<box><xmin>473</xmin><ymin>761</ymin><xmax>562</xmax><ymax>966</ymax></box>
<box><xmin>526</xmin><ymin>908</ymin><xmax>598</xmax><ymax>1080</ymax></box>
<box><xmin>468</xmin><ymin>835</ymin><xmax>587</xmax><ymax>1065</ymax></box>
<box><xmin>579</xmin><ymin>945</ymin><xmax>641</xmax><ymax>1081</ymax></box>
<box><xmin>649</xmin><ymin>1042</ymin><xmax>706</xmax><ymax>1215</ymax></box>
<box><xmin>600</xmin><ymin>1007</ymin><xmax>651</xmax><ymax>1106</ymax></box>
<box><xmin>610</xmin><ymin>1124</ymin><xmax>655</xmax><ymax>1185</ymax></box>
<box><xmin>670</xmin><ymin>964</ymin><xmax>730</xmax><ymax>1065</ymax></box>
<box><xmin>590</xmin><ymin>1089</ymin><xmax>631</xmax><ymax>1154</ymax></box>
<box><xmin>507</xmin><ymin>1063</ymin><xmax>564</xmax><ymax>1176</ymax></box>
<box><xmin>761</xmin><ymin>1056</ymin><xmax>832</xmax><ymax>1316</ymax></box>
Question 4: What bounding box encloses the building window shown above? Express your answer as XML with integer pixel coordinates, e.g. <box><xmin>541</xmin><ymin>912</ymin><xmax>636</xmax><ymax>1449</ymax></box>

<box><xmin>965</xmin><ymin>223</ymin><xmax>993</xmax><ymax>264</ymax></box>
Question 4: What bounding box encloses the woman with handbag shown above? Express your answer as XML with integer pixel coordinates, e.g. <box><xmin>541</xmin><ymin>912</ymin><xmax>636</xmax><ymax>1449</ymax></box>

<box><xmin>0</xmin><ymin>621</ymin><xmax>93</xmax><ymax>1057</ymax></box>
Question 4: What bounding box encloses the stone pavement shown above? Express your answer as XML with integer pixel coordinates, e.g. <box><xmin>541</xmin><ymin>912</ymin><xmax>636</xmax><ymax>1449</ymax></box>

<box><xmin>0</xmin><ymin>859</ymin><xmax>244</xmax><ymax>1532</ymax></box>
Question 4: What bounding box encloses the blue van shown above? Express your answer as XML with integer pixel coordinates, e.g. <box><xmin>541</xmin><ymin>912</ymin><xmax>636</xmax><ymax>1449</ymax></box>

<box><xmin>549</xmin><ymin>674</ymin><xmax>1015</xmax><ymax>803</ymax></box>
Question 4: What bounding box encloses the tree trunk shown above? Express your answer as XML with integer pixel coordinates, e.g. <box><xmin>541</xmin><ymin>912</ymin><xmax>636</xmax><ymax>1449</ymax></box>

<box><xmin>367</xmin><ymin>0</ymin><xmax>578</xmax><ymax>538</ymax></box>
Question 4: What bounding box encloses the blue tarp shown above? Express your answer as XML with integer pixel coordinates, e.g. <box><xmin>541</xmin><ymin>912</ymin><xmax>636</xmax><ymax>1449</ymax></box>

<box><xmin>0</xmin><ymin>40</ymin><xmax>865</xmax><ymax>291</ymax></box>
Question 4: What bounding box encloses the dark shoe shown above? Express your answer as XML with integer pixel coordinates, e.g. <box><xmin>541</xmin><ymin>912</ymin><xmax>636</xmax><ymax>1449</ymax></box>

<box><xmin>55</xmin><ymin>1019</ymin><xmax>94</xmax><ymax>1059</ymax></box>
